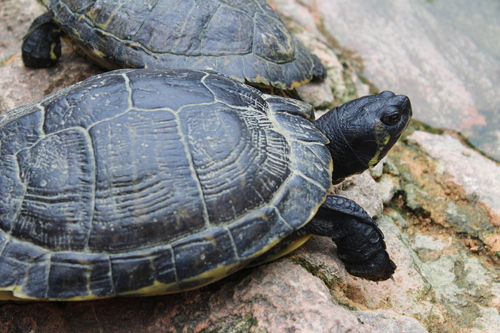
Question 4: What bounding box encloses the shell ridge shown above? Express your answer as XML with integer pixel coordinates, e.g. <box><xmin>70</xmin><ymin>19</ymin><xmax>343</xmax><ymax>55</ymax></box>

<box><xmin>168</xmin><ymin>244</ymin><xmax>180</xmax><ymax>289</ymax></box>
<box><xmin>82</xmin><ymin>102</ymin><xmax>134</xmax><ymax>132</ymax></box>
<box><xmin>174</xmin><ymin>92</ymin><xmax>211</xmax><ymax>231</ymax></box>
<box><xmin>172</xmin><ymin>99</ymin><xmax>221</xmax><ymax>115</ymax></box>
<box><xmin>81</xmin><ymin>124</ymin><xmax>97</xmax><ymax>252</ymax></box>
<box><xmin>105</xmin><ymin>254</ymin><xmax>116</xmax><ymax>297</ymax></box>
<box><xmin>11</xmin><ymin>162</ymin><xmax>28</xmax><ymax>237</ymax></box>
<box><xmin>224</xmin><ymin>226</ymin><xmax>241</xmax><ymax>261</ymax></box>
<box><xmin>0</xmin><ymin>155</ymin><xmax>27</xmax><ymax>235</ymax></box>
<box><xmin>0</xmin><ymin>103</ymin><xmax>43</xmax><ymax>129</ymax></box>
<box><xmin>37</xmin><ymin>102</ymin><xmax>48</xmax><ymax>137</ymax></box>
<box><xmin>122</xmin><ymin>72</ymin><xmax>134</xmax><ymax>112</ymax></box>
<box><xmin>271</xmin><ymin>204</ymin><xmax>294</xmax><ymax>231</ymax></box>
<box><xmin>292</xmin><ymin>169</ymin><xmax>329</xmax><ymax>193</ymax></box>
<box><xmin>42</xmin><ymin>251</ymin><xmax>53</xmax><ymax>299</ymax></box>
<box><xmin>0</xmin><ymin>235</ymin><xmax>8</xmax><ymax>261</ymax></box>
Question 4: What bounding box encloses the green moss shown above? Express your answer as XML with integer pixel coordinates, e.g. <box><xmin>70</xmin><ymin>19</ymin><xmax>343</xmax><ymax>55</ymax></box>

<box><xmin>291</xmin><ymin>256</ymin><xmax>320</xmax><ymax>276</ymax></box>
<box><xmin>406</xmin><ymin>119</ymin><xmax>444</xmax><ymax>135</ymax></box>
<box><xmin>290</xmin><ymin>256</ymin><xmax>358</xmax><ymax>310</ymax></box>
<box><xmin>358</xmin><ymin>74</ymin><xmax>379</xmax><ymax>95</ymax></box>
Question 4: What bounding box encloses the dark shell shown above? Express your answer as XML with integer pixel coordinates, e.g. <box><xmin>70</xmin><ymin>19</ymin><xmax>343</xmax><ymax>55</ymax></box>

<box><xmin>0</xmin><ymin>68</ymin><xmax>331</xmax><ymax>300</ymax></box>
<box><xmin>44</xmin><ymin>0</ymin><xmax>318</xmax><ymax>89</ymax></box>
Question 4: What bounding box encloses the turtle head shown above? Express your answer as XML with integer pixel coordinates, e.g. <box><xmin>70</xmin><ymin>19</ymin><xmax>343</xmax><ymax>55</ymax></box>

<box><xmin>315</xmin><ymin>91</ymin><xmax>412</xmax><ymax>184</ymax></box>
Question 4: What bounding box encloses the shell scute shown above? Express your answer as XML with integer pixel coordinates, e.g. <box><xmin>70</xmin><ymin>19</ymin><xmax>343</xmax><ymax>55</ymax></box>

<box><xmin>48</xmin><ymin>252</ymin><xmax>110</xmax><ymax>299</ymax></box>
<box><xmin>128</xmin><ymin>69</ymin><xmax>214</xmax><ymax>111</ymax></box>
<box><xmin>228</xmin><ymin>207</ymin><xmax>293</xmax><ymax>259</ymax></box>
<box><xmin>173</xmin><ymin>227</ymin><xmax>236</xmax><ymax>282</ymax></box>
<box><xmin>201</xmin><ymin>6</ymin><xmax>254</xmax><ymax>56</ymax></box>
<box><xmin>273</xmin><ymin>173</ymin><xmax>329</xmax><ymax>229</ymax></box>
<box><xmin>253</xmin><ymin>12</ymin><xmax>295</xmax><ymax>63</ymax></box>
<box><xmin>179</xmin><ymin>102</ymin><xmax>291</xmax><ymax>226</ymax></box>
<box><xmin>42</xmin><ymin>72</ymin><xmax>129</xmax><ymax>131</ymax></box>
<box><xmin>14</xmin><ymin>128</ymin><xmax>94</xmax><ymax>252</ymax></box>
<box><xmin>0</xmin><ymin>237</ymin><xmax>49</xmax><ymax>298</ymax></box>
<box><xmin>87</xmin><ymin>108</ymin><xmax>207</xmax><ymax>253</ymax></box>
<box><xmin>0</xmin><ymin>108</ymin><xmax>44</xmax><ymax>155</ymax></box>
<box><xmin>110</xmin><ymin>250</ymin><xmax>156</xmax><ymax>296</ymax></box>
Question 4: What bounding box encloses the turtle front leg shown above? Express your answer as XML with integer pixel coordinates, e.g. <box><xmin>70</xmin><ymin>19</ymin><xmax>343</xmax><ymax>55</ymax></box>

<box><xmin>302</xmin><ymin>195</ymin><xmax>396</xmax><ymax>281</ymax></box>
<box><xmin>22</xmin><ymin>12</ymin><xmax>62</xmax><ymax>68</ymax></box>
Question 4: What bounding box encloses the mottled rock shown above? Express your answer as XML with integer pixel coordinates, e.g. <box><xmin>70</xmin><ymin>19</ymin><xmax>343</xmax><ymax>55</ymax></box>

<box><xmin>0</xmin><ymin>0</ymin><xmax>102</xmax><ymax>112</ymax></box>
<box><xmin>355</xmin><ymin>310</ymin><xmax>428</xmax><ymax>333</ymax></box>
<box><xmin>383</xmin><ymin>129</ymin><xmax>500</xmax><ymax>332</ymax></box>
<box><xmin>408</xmin><ymin>131</ymin><xmax>500</xmax><ymax>219</ymax></box>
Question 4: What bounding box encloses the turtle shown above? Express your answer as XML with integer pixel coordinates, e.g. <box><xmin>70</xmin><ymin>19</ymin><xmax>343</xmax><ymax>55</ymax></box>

<box><xmin>0</xmin><ymin>68</ymin><xmax>411</xmax><ymax>301</ymax></box>
<box><xmin>22</xmin><ymin>0</ymin><xmax>326</xmax><ymax>90</ymax></box>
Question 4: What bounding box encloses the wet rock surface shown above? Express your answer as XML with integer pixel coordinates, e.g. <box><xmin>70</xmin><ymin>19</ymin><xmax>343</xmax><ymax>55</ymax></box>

<box><xmin>1</xmin><ymin>1</ymin><xmax>499</xmax><ymax>332</ymax></box>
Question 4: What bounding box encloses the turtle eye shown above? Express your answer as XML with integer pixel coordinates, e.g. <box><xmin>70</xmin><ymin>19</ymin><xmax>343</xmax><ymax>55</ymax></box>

<box><xmin>381</xmin><ymin>112</ymin><xmax>401</xmax><ymax>126</ymax></box>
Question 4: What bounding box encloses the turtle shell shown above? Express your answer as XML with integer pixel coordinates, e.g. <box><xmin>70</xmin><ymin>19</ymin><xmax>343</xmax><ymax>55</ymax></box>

<box><xmin>0</xmin><ymin>68</ymin><xmax>332</xmax><ymax>300</ymax></box>
<box><xmin>40</xmin><ymin>0</ymin><xmax>319</xmax><ymax>89</ymax></box>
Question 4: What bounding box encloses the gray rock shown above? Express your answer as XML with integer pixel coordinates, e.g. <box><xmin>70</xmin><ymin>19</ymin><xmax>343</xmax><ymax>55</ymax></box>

<box><xmin>355</xmin><ymin>310</ymin><xmax>429</xmax><ymax>333</ymax></box>
<box><xmin>333</xmin><ymin>171</ymin><xmax>384</xmax><ymax>217</ymax></box>
<box><xmin>303</xmin><ymin>0</ymin><xmax>500</xmax><ymax>160</ymax></box>
<box><xmin>409</xmin><ymin>131</ymin><xmax>500</xmax><ymax>218</ymax></box>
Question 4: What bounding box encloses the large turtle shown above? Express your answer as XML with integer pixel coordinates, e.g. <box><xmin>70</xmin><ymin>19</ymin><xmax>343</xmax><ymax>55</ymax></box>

<box><xmin>22</xmin><ymin>0</ymin><xmax>326</xmax><ymax>90</ymax></box>
<box><xmin>0</xmin><ymin>68</ymin><xmax>411</xmax><ymax>301</ymax></box>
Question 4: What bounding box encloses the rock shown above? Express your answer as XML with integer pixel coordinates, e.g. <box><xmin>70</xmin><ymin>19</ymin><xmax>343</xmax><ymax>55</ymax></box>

<box><xmin>382</xmin><ymin>129</ymin><xmax>500</xmax><ymax>332</ymax></box>
<box><xmin>403</xmin><ymin>183</ymin><xmax>428</xmax><ymax>212</ymax></box>
<box><xmin>270</xmin><ymin>0</ymin><xmax>365</xmax><ymax>107</ymax></box>
<box><xmin>408</xmin><ymin>131</ymin><xmax>500</xmax><ymax>220</ymax></box>
<box><xmin>355</xmin><ymin>310</ymin><xmax>429</xmax><ymax>333</ymax></box>
<box><xmin>0</xmin><ymin>260</ymin><xmax>425</xmax><ymax>333</ymax></box>
<box><xmin>306</xmin><ymin>0</ymin><xmax>500</xmax><ymax>161</ymax></box>
<box><xmin>296</xmin><ymin>80</ymin><xmax>335</xmax><ymax>110</ymax></box>
<box><xmin>333</xmin><ymin>171</ymin><xmax>385</xmax><ymax>217</ymax></box>
<box><xmin>0</xmin><ymin>0</ymin><xmax>102</xmax><ymax>112</ymax></box>
<box><xmin>146</xmin><ymin>260</ymin><xmax>364</xmax><ymax>332</ymax></box>
<box><xmin>0</xmin><ymin>52</ymin><xmax>102</xmax><ymax>111</ymax></box>
<box><xmin>0</xmin><ymin>0</ymin><xmax>44</xmax><ymax>61</ymax></box>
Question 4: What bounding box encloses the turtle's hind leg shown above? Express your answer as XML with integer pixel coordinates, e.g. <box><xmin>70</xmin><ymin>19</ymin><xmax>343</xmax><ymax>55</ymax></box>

<box><xmin>22</xmin><ymin>12</ymin><xmax>62</xmax><ymax>68</ymax></box>
<box><xmin>303</xmin><ymin>195</ymin><xmax>396</xmax><ymax>281</ymax></box>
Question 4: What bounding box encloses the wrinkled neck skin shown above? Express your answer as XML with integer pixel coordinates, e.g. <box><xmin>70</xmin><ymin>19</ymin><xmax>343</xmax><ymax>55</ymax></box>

<box><xmin>315</xmin><ymin>108</ymin><xmax>369</xmax><ymax>184</ymax></box>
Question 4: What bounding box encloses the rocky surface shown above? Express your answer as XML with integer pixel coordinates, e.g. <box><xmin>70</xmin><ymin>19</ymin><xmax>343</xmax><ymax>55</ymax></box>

<box><xmin>0</xmin><ymin>0</ymin><xmax>102</xmax><ymax>111</ymax></box>
<box><xmin>1</xmin><ymin>0</ymin><xmax>499</xmax><ymax>332</ymax></box>
<box><xmin>302</xmin><ymin>0</ymin><xmax>500</xmax><ymax>161</ymax></box>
